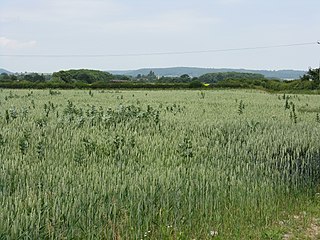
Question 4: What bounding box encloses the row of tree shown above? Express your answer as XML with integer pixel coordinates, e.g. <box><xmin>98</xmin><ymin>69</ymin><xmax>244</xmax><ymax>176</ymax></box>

<box><xmin>0</xmin><ymin>68</ymin><xmax>319</xmax><ymax>90</ymax></box>
<box><xmin>0</xmin><ymin>72</ymin><xmax>48</xmax><ymax>82</ymax></box>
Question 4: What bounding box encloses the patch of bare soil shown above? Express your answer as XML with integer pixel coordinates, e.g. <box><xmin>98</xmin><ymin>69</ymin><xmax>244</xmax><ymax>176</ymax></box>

<box><xmin>282</xmin><ymin>217</ymin><xmax>320</xmax><ymax>240</ymax></box>
<box><xmin>306</xmin><ymin>218</ymin><xmax>320</xmax><ymax>239</ymax></box>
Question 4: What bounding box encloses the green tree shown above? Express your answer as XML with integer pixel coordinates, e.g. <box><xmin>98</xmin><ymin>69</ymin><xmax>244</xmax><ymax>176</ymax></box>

<box><xmin>0</xmin><ymin>73</ymin><xmax>10</xmax><ymax>81</ymax></box>
<box><xmin>10</xmin><ymin>75</ymin><xmax>18</xmax><ymax>81</ymax></box>
<box><xmin>189</xmin><ymin>80</ymin><xmax>203</xmax><ymax>88</ymax></box>
<box><xmin>179</xmin><ymin>74</ymin><xmax>191</xmax><ymax>82</ymax></box>
<box><xmin>52</xmin><ymin>69</ymin><xmax>113</xmax><ymax>83</ymax></box>
<box><xmin>24</xmin><ymin>73</ymin><xmax>45</xmax><ymax>82</ymax></box>
<box><xmin>199</xmin><ymin>72</ymin><xmax>265</xmax><ymax>83</ymax></box>
<box><xmin>77</xmin><ymin>72</ymin><xmax>93</xmax><ymax>83</ymax></box>
<box><xmin>300</xmin><ymin>68</ymin><xmax>320</xmax><ymax>83</ymax></box>
<box><xmin>147</xmin><ymin>71</ymin><xmax>157</xmax><ymax>81</ymax></box>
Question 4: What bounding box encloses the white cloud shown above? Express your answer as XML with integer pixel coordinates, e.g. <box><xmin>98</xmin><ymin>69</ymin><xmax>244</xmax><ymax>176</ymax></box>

<box><xmin>100</xmin><ymin>10</ymin><xmax>220</xmax><ymax>34</ymax></box>
<box><xmin>0</xmin><ymin>37</ymin><xmax>36</xmax><ymax>49</ymax></box>
<box><xmin>0</xmin><ymin>0</ymin><xmax>126</xmax><ymax>24</ymax></box>
<box><xmin>48</xmin><ymin>0</ymin><xmax>127</xmax><ymax>19</ymax></box>
<box><xmin>216</xmin><ymin>0</ymin><xmax>247</xmax><ymax>5</ymax></box>
<box><xmin>0</xmin><ymin>0</ymin><xmax>219</xmax><ymax>36</ymax></box>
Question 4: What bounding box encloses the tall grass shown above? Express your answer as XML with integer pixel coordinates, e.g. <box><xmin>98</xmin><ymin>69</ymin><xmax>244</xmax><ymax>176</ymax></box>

<box><xmin>0</xmin><ymin>89</ymin><xmax>319</xmax><ymax>239</ymax></box>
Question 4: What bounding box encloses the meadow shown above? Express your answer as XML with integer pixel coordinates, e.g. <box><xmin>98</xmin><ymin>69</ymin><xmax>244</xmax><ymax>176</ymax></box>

<box><xmin>0</xmin><ymin>89</ymin><xmax>319</xmax><ymax>239</ymax></box>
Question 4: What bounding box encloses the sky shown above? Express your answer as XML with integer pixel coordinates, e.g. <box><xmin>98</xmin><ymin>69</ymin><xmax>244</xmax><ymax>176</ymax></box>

<box><xmin>0</xmin><ymin>0</ymin><xmax>319</xmax><ymax>73</ymax></box>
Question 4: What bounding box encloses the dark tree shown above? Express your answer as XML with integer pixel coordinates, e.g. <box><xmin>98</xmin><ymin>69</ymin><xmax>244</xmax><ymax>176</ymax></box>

<box><xmin>147</xmin><ymin>71</ymin><xmax>157</xmax><ymax>81</ymax></box>
<box><xmin>300</xmin><ymin>68</ymin><xmax>320</xmax><ymax>83</ymax></box>
<box><xmin>179</xmin><ymin>74</ymin><xmax>191</xmax><ymax>82</ymax></box>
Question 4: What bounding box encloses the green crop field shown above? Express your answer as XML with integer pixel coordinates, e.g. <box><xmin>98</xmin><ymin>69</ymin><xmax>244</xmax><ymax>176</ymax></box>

<box><xmin>0</xmin><ymin>89</ymin><xmax>320</xmax><ymax>239</ymax></box>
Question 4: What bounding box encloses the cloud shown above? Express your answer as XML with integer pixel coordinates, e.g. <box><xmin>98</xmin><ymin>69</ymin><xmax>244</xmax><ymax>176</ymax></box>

<box><xmin>0</xmin><ymin>0</ymin><xmax>126</xmax><ymax>24</ymax></box>
<box><xmin>100</xmin><ymin>10</ymin><xmax>220</xmax><ymax>34</ymax></box>
<box><xmin>0</xmin><ymin>37</ymin><xmax>36</xmax><ymax>49</ymax></box>
<box><xmin>48</xmin><ymin>0</ymin><xmax>127</xmax><ymax>19</ymax></box>
<box><xmin>0</xmin><ymin>0</ymin><xmax>219</xmax><ymax>37</ymax></box>
<box><xmin>215</xmin><ymin>0</ymin><xmax>247</xmax><ymax>5</ymax></box>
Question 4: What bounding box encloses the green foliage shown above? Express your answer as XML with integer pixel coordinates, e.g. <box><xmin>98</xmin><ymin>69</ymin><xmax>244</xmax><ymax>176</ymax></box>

<box><xmin>238</xmin><ymin>100</ymin><xmax>245</xmax><ymax>115</ymax></box>
<box><xmin>52</xmin><ymin>69</ymin><xmax>113</xmax><ymax>83</ymax></box>
<box><xmin>111</xmin><ymin>67</ymin><xmax>306</xmax><ymax>79</ymax></box>
<box><xmin>199</xmin><ymin>91</ymin><xmax>206</xmax><ymax>99</ymax></box>
<box><xmin>23</xmin><ymin>73</ymin><xmax>46</xmax><ymax>82</ymax></box>
<box><xmin>289</xmin><ymin>102</ymin><xmax>298</xmax><ymax>123</ymax></box>
<box><xmin>0</xmin><ymin>133</ymin><xmax>5</xmax><ymax>146</ymax></box>
<box><xmin>19</xmin><ymin>134</ymin><xmax>29</xmax><ymax>155</ymax></box>
<box><xmin>199</xmin><ymin>71</ymin><xmax>265</xmax><ymax>83</ymax></box>
<box><xmin>189</xmin><ymin>80</ymin><xmax>203</xmax><ymax>88</ymax></box>
<box><xmin>5</xmin><ymin>109</ymin><xmax>9</xmax><ymax>123</ymax></box>
<box><xmin>49</xmin><ymin>89</ymin><xmax>61</xmax><ymax>95</ymax></box>
<box><xmin>214</xmin><ymin>77</ymin><xmax>320</xmax><ymax>91</ymax></box>
<box><xmin>0</xmin><ymin>73</ymin><xmax>17</xmax><ymax>82</ymax></box>
<box><xmin>178</xmin><ymin>136</ymin><xmax>193</xmax><ymax>158</ymax></box>
<box><xmin>285</xmin><ymin>98</ymin><xmax>290</xmax><ymax>109</ymax></box>
<box><xmin>112</xmin><ymin>74</ymin><xmax>131</xmax><ymax>81</ymax></box>
<box><xmin>300</xmin><ymin>67</ymin><xmax>320</xmax><ymax>83</ymax></box>
<box><xmin>0</xmin><ymin>68</ymin><xmax>319</xmax><ymax>91</ymax></box>
<box><xmin>36</xmin><ymin>140</ymin><xmax>45</xmax><ymax>159</ymax></box>
<box><xmin>0</xmin><ymin>81</ymin><xmax>198</xmax><ymax>89</ymax></box>
<box><xmin>146</xmin><ymin>70</ymin><xmax>157</xmax><ymax>81</ymax></box>
<box><xmin>1</xmin><ymin>89</ymin><xmax>320</xmax><ymax>239</ymax></box>
<box><xmin>9</xmin><ymin>107</ymin><xmax>18</xmax><ymax>119</ymax></box>
<box><xmin>180</xmin><ymin>74</ymin><xmax>191</xmax><ymax>81</ymax></box>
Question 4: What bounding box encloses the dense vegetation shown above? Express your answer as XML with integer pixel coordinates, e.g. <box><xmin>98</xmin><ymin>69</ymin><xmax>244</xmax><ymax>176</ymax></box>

<box><xmin>0</xmin><ymin>68</ymin><xmax>319</xmax><ymax>91</ymax></box>
<box><xmin>198</xmin><ymin>72</ymin><xmax>265</xmax><ymax>83</ymax></box>
<box><xmin>300</xmin><ymin>67</ymin><xmax>320</xmax><ymax>82</ymax></box>
<box><xmin>109</xmin><ymin>67</ymin><xmax>306</xmax><ymax>79</ymax></box>
<box><xmin>52</xmin><ymin>69</ymin><xmax>113</xmax><ymax>83</ymax></box>
<box><xmin>0</xmin><ymin>89</ymin><xmax>319</xmax><ymax>239</ymax></box>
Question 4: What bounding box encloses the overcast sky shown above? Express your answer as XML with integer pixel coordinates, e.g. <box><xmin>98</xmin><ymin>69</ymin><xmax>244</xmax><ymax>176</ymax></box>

<box><xmin>0</xmin><ymin>0</ymin><xmax>319</xmax><ymax>73</ymax></box>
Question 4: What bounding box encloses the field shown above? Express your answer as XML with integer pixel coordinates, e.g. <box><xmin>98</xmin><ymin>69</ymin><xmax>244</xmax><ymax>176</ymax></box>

<box><xmin>0</xmin><ymin>89</ymin><xmax>320</xmax><ymax>239</ymax></box>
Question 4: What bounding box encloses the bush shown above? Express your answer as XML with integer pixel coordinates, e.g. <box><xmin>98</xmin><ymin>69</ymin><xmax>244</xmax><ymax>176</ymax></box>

<box><xmin>189</xmin><ymin>80</ymin><xmax>204</xmax><ymax>88</ymax></box>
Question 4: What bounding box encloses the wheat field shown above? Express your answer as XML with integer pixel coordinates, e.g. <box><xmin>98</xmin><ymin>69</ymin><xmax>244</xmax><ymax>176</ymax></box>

<box><xmin>0</xmin><ymin>89</ymin><xmax>319</xmax><ymax>239</ymax></box>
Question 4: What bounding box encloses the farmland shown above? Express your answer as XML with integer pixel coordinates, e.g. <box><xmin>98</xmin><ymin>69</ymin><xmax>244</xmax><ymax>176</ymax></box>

<box><xmin>0</xmin><ymin>89</ymin><xmax>320</xmax><ymax>239</ymax></box>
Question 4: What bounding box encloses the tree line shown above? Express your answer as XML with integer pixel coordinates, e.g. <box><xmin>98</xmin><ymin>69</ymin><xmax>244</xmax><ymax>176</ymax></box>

<box><xmin>0</xmin><ymin>68</ymin><xmax>319</xmax><ymax>91</ymax></box>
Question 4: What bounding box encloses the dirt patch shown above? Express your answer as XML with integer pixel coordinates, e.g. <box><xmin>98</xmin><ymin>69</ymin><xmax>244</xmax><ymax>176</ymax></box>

<box><xmin>282</xmin><ymin>217</ymin><xmax>320</xmax><ymax>240</ymax></box>
<box><xmin>306</xmin><ymin>218</ymin><xmax>320</xmax><ymax>239</ymax></box>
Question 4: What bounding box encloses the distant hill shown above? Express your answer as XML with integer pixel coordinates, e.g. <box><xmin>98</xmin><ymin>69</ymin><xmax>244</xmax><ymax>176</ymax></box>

<box><xmin>109</xmin><ymin>67</ymin><xmax>306</xmax><ymax>80</ymax></box>
<box><xmin>0</xmin><ymin>68</ymin><xmax>12</xmax><ymax>74</ymax></box>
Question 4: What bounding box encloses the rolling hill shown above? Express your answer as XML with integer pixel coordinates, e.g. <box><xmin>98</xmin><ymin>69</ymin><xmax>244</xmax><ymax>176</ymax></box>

<box><xmin>0</xmin><ymin>68</ymin><xmax>12</xmax><ymax>74</ymax></box>
<box><xmin>109</xmin><ymin>67</ymin><xmax>305</xmax><ymax>80</ymax></box>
